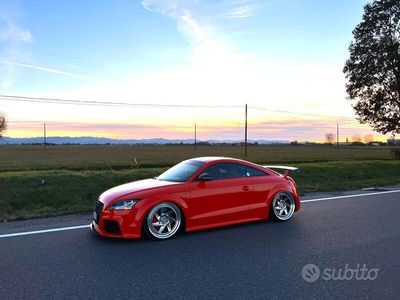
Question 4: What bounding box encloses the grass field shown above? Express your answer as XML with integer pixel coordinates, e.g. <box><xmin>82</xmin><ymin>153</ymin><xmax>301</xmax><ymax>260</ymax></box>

<box><xmin>0</xmin><ymin>144</ymin><xmax>394</xmax><ymax>171</ymax></box>
<box><xmin>0</xmin><ymin>144</ymin><xmax>399</xmax><ymax>220</ymax></box>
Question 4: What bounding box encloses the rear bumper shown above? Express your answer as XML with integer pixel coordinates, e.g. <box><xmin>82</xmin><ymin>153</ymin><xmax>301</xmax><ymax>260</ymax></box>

<box><xmin>295</xmin><ymin>195</ymin><xmax>301</xmax><ymax>212</ymax></box>
<box><xmin>293</xmin><ymin>189</ymin><xmax>301</xmax><ymax>211</ymax></box>
<box><xmin>290</xmin><ymin>190</ymin><xmax>301</xmax><ymax>212</ymax></box>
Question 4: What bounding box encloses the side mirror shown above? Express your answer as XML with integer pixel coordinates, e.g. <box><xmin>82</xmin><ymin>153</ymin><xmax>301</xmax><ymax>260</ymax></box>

<box><xmin>198</xmin><ymin>173</ymin><xmax>213</xmax><ymax>181</ymax></box>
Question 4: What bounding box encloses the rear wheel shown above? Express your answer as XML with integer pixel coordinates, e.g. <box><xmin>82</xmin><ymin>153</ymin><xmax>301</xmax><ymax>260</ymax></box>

<box><xmin>270</xmin><ymin>192</ymin><xmax>295</xmax><ymax>221</ymax></box>
<box><xmin>144</xmin><ymin>202</ymin><xmax>182</xmax><ymax>240</ymax></box>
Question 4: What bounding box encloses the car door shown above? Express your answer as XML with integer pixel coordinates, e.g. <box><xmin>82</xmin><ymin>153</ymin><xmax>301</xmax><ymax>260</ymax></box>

<box><xmin>188</xmin><ymin>162</ymin><xmax>256</xmax><ymax>229</ymax></box>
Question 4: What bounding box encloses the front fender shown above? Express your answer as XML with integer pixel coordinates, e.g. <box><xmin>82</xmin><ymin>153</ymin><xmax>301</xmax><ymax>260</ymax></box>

<box><xmin>133</xmin><ymin>193</ymin><xmax>189</xmax><ymax>231</ymax></box>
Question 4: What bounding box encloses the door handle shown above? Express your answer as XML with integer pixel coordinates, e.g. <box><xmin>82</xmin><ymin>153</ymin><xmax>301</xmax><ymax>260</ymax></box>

<box><xmin>242</xmin><ymin>185</ymin><xmax>250</xmax><ymax>191</ymax></box>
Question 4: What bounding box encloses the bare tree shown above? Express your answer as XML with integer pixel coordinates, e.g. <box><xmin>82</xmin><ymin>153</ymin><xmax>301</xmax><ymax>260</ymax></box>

<box><xmin>352</xmin><ymin>135</ymin><xmax>362</xmax><ymax>143</ymax></box>
<box><xmin>325</xmin><ymin>133</ymin><xmax>335</xmax><ymax>144</ymax></box>
<box><xmin>0</xmin><ymin>112</ymin><xmax>6</xmax><ymax>138</ymax></box>
<box><xmin>364</xmin><ymin>134</ymin><xmax>374</xmax><ymax>144</ymax></box>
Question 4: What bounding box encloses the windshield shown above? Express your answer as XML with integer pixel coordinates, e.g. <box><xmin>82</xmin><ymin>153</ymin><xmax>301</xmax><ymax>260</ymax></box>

<box><xmin>157</xmin><ymin>160</ymin><xmax>205</xmax><ymax>182</ymax></box>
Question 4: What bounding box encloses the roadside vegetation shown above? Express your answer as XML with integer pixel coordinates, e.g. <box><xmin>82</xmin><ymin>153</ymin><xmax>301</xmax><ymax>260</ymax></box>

<box><xmin>0</xmin><ymin>145</ymin><xmax>399</xmax><ymax>221</ymax></box>
<box><xmin>0</xmin><ymin>144</ymin><xmax>394</xmax><ymax>171</ymax></box>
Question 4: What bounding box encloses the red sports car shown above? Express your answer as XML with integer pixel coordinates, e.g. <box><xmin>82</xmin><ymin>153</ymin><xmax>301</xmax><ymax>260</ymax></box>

<box><xmin>91</xmin><ymin>157</ymin><xmax>300</xmax><ymax>240</ymax></box>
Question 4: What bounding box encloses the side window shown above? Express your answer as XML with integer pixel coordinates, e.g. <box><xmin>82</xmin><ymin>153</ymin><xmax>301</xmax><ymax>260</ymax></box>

<box><xmin>245</xmin><ymin>166</ymin><xmax>268</xmax><ymax>177</ymax></box>
<box><xmin>203</xmin><ymin>163</ymin><xmax>247</xmax><ymax>180</ymax></box>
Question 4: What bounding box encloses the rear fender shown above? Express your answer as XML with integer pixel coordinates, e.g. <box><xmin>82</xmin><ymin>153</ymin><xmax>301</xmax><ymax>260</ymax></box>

<box><xmin>266</xmin><ymin>182</ymin><xmax>300</xmax><ymax>219</ymax></box>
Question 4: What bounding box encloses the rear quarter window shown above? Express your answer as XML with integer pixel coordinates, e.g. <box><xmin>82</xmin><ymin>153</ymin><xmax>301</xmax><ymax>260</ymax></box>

<box><xmin>245</xmin><ymin>166</ymin><xmax>268</xmax><ymax>177</ymax></box>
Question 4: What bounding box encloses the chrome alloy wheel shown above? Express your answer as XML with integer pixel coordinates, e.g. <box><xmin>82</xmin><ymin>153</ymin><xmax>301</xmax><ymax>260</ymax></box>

<box><xmin>146</xmin><ymin>202</ymin><xmax>182</xmax><ymax>239</ymax></box>
<box><xmin>272</xmin><ymin>192</ymin><xmax>295</xmax><ymax>221</ymax></box>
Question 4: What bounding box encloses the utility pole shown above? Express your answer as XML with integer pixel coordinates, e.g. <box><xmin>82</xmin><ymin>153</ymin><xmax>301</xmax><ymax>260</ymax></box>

<box><xmin>44</xmin><ymin>122</ymin><xmax>47</xmax><ymax>150</ymax></box>
<box><xmin>336</xmin><ymin>123</ymin><xmax>339</xmax><ymax>149</ymax></box>
<box><xmin>194</xmin><ymin>123</ymin><xmax>197</xmax><ymax>151</ymax></box>
<box><xmin>245</xmin><ymin>104</ymin><xmax>248</xmax><ymax>156</ymax></box>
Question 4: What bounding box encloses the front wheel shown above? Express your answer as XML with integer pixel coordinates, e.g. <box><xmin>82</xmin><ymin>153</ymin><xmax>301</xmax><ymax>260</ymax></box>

<box><xmin>270</xmin><ymin>192</ymin><xmax>296</xmax><ymax>221</ymax></box>
<box><xmin>144</xmin><ymin>202</ymin><xmax>182</xmax><ymax>240</ymax></box>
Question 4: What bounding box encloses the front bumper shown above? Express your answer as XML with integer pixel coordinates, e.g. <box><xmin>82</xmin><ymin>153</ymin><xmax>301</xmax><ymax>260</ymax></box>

<box><xmin>90</xmin><ymin>207</ymin><xmax>142</xmax><ymax>239</ymax></box>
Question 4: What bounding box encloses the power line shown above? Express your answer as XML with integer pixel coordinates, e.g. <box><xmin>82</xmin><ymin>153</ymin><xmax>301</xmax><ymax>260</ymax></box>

<box><xmin>336</xmin><ymin>123</ymin><xmax>339</xmax><ymax>149</ymax></box>
<box><xmin>245</xmin><ymin>104</ymin><xmax>248</xmax><ymax>156</ymax></box>
<box><xmin>248</xmin><ymin>105</ymin><xmax>355</xmax><ymax>120</ymax></box>
<box><xmin>0</xmin><ymin>94</ymin><xmax>356</xmax><ymax>120</ymax></box>
<box><xmin>43</xmin><ymin>123</ymin><xmax>47</xmax><ymax>150</ymax></box>
<box><xmin>5</xmin><ymin>120</ymin><xmax>372</xmax><ymax>130</ymax></box>
<box><xmin>0</xmin><ymin>94</ymin><xmax>242</xmax><ymax>109</ymax></box>
<box><xmin>194</xmin><ymin>123</ymin><xmax>197</xmax><ymax>151</ymax></box>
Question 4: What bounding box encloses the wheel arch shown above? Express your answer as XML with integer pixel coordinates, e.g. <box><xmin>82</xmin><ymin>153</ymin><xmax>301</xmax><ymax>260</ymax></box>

<box><xmin>136</xmin><ymin>194</ymin><xmax>189</xmax><ymax>233</ymax></box>
<box><xmin>266</xmin><ymin>184</ymin><xmax>300</xmax><ymax>219</ymax></box>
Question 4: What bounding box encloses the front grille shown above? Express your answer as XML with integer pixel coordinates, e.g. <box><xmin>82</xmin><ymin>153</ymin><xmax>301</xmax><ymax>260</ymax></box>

<box><xmin>94</xmin><ymin>200</ymin><xmax>104</xmax><ymax>224</ymax></box>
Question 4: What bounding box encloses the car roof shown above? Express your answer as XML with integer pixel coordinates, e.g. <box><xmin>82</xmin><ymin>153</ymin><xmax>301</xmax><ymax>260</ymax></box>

<box><xmin>186</xmin><ymin>157</ymin><xmax>276</xmax><ymax>178</ymax></box>
<box><xmin>189</xmin><ymin>156</ymin><xmax>247</xmax><ymax>163</ymax></box>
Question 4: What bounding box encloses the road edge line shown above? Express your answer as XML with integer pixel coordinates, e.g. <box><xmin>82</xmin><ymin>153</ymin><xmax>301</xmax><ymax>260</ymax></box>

<box><xmin>301</xmin><ymin>189</ymin><xmax>400</xmax><ymax>203</ymax></box>
<box><xmin>0</xmin><ymin>224</ymin><xmax>90</xmax><ymax>239</ymax></box>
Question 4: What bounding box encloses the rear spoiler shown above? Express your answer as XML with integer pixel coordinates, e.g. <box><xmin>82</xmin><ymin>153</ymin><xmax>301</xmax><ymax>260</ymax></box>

<box><xmin>262</xmin><ymin>165</ymin><xmax>299</xmax><ymax>178</ymax></box>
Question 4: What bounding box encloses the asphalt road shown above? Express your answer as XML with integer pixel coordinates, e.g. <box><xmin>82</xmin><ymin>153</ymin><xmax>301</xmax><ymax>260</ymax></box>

<box><xmin>0</xmin><ymin>190</ymin><xmax>399</xmax><ymax>299</ymax></box>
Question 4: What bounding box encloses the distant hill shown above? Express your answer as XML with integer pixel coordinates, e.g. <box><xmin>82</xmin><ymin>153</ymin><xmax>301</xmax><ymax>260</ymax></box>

<box><xmin>0</xmin><ymin>136</ymin><xmax>289</xmax><ymax>145</ymax></box>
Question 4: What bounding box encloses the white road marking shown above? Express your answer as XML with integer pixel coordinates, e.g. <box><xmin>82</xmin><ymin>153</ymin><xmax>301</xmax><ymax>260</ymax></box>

<box><xmin>0</xmin><ymin>224</ymin><xmax>90</xmax><ymax>239</ymax></box>
<box><xmin>301</xmin><ymin>189</ymin><xmax>400</xmax><ymax>203</ymax></box>
<box><xmin>1</xmin><ymin>189</ymin><xmax>399</xmax><ymax>239</ymax></box>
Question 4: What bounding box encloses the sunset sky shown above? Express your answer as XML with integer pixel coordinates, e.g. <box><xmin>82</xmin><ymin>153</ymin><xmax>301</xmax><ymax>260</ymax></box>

<box><xmin>0</xmin><ymin>0</ymin><xmax>384</xmax><ymax>142</ymax></box>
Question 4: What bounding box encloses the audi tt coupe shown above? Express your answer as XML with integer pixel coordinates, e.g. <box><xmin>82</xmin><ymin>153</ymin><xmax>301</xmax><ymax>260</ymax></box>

<box><xmin>90</xmin><ymin>157</ymin><xmax>300</xmax><ymax>240</ymax></box>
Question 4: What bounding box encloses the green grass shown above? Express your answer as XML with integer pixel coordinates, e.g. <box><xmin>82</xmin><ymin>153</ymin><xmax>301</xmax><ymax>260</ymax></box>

<box><xmin>294</xmin><ymin>160</ymin><xmax>400</xmax><ymax>192</ymax></box>
<box><xmin>0</xmin><ymin>168</ymin><xmax>164</xmax><ymax>220</ymax></box>
<box><xmin>0</xmin><ymin>144</ymin><xmax>394</xmax><ymax>172</ymax></box>
<box><xmin>1</xmin><ymin>158</ymin><xmax>399</xmax><ymax>221</ymax></box>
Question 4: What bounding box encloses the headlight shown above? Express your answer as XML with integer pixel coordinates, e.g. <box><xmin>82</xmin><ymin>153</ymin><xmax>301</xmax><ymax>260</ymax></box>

<box><xmin>109</xmin><ymin>199</ymin><xmax>139</xmax><ymax>210</ymax></box>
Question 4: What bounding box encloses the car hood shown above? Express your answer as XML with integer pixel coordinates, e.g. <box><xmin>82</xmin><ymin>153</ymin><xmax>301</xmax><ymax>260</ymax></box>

<box><xmin>99</xmin><ymin>178</ymin><xmax>180</xmax><ymax>206</ymax></box>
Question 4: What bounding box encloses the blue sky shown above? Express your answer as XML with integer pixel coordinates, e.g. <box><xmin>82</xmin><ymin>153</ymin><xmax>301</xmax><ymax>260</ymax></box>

<box><xmin>0</xmin><ymin>0</ymin><xmax>379</xmax><ymax>141</ymax></box>
<box><xmin>1</xmin><ymin>0</ymin><xmax>366</xmax><ymax>91</ymax></box>
<box><xmin>1</xmin><ymin>0</ymin><xmax>188</xmax><ymax>91</ymax></box>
